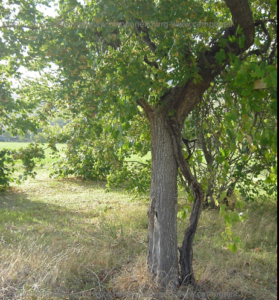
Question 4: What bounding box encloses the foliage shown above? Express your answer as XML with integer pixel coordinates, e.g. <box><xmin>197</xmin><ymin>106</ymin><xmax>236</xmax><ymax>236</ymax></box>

<box><xmin>177</xmin><ymin>45</ymin><xmax>277</xmax><ymax>206</ymax></box>
<box><xmin>48</xmin><ymin>112</ymin><xmax>152</xmax><ymax>195</ymax></box>
<box><xmin>107</xmin><ymin>159</ymin><xmax>151</xmax><ymax>196</ymax></box>
<box><xmin>0</xmin><ymin>143</ymin><xmax>45</xmax><ymax>191</ymax></box>
<box><xmin>1</xmin><ymin>0</ymin><xmax>276</xmax><ymax>192</ymax></box>
<box><xmin>219</xmin><ymin>201</ymin><xmax>248</xmax><ymax>252</ymax></box>
<box><xmin>50</xmin><ymin>135</ymin><xmax>125</xmax><ymax>181</ymax></box>
<box><xmin>0</xmin><ymin>149</ymin><xmax>15</xmax><ymax>191</ymax></box>
<box><xmin>182</xmin><ymin>86</ymin><xmax>277</xmax><ymax>204</ymax></box>
<box><xmin>177</xmin><ymin>56</ymin><xmax>277</xmax><ymax>248</ymax></box>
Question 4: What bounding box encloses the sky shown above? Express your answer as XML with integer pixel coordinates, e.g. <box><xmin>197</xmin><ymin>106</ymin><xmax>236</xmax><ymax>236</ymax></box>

<box><xmin>37</xmin><ymin>2</ymin><xmax>59</xmax><ymax>18</ymax></box>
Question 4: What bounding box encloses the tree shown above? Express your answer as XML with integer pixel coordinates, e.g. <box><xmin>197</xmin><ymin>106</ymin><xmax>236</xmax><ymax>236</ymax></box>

<box><xmin>0</xmin><ymin>0</ymin><xmax>277</xmax><ymax>288</ymax></box>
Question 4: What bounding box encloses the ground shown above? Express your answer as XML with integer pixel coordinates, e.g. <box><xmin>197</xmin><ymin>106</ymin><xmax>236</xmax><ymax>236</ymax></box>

<box><xmin>0</xmin><ymin>142</ymin><xmax>277</xmax><ymax>299</ymax></box>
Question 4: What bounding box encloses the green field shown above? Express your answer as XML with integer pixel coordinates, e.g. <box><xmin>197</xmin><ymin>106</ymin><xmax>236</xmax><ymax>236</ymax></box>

<box><xmin>0</xmin><ymin>142</ymin><xmax>65</xmax><ymax>170</ymax></box>
<box><xmin>0</xmin><ymin>142</ymin><xmax>66</xmax><ymax>151</ymax></box>
<box><xmin>0</xmin><ymin>142</ymin><xmax>64</xmax><ymax>150</ymax></box>
<box><xmin>0</xmin><ymin>143</ymin><xmax>277</xmax><ymax>300</ymax></box>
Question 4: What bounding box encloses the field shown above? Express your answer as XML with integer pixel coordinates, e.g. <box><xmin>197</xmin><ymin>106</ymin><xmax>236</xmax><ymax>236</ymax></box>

<box><xmin>0</xmin><ymin>142</ymin><xmax>65</xmax><ymax>167</ymax></box>
<box><xmin>0</xmin><ymin>142</ymin><xmax>65</xmax><ymax>152</ymax></box>
<box><xmin>0</xmin><ymin>143</ymin><xmax>277</xmax><ymax>300</ymax></box>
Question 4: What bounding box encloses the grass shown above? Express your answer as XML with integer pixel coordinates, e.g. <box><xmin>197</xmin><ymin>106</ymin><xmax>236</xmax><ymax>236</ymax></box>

<box><xmin>0</xmin><ymin>143</ymin><xmax>277</xmax><ymax>299</ymax></box>
<box><xmin>126</xmin><ymin>152</ymin><xmax>151</xmax><ymax>163</ymax></box>
<box><xmin>0</xmin><ymin>142</ymin><xmax>65</xmax><ymax>167</ymax></box>
<box><xmin>0</xmin><ymin>142</ymin><xmax>65</xmax><ymax>151</ymax></box>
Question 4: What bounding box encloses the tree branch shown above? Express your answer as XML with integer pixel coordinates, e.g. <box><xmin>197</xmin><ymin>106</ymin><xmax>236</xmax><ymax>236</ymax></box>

<box><xmin>136</xmin><ymin>98</ymin><xmax>154</xmax><ymax>120</ymax></box>
<box><xmin>199</xmin><ymin>130</ymin><xmax>214</xmax><ymax>166</ymax></box>
<box><xmin>143</xmin><ymin>55</ymin><xmax>159</xmax><ymax>69</ymax></box>
<box><xmin>240</xmin><ymin>20</ymin><xmax>272</xmax><ymax>60</ymax></box>
<box><xmin>170</xmin><ymin>0</ymin><xmax>255</xmax><ymax>125</ymax></box>
<box><xmin>135</xmin><ymin>21</ymin><xmax>157</xmax><ymax>53</ymax></box>
<box><xmin>224</xmin><ymin>0</ymin><xmax>255</xmax><ymax>48</ymax></box>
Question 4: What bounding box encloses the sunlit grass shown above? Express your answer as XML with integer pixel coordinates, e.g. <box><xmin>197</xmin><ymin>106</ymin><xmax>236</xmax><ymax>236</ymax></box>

<box><xmin>0</xmin><ymin>142</ymin><xmax>65</xmax><ymax>168</ymax></box>
<box><xmin>126</xmin><ymin>152</ymin><xmax>151</xmax><ymax>163</ymax></box>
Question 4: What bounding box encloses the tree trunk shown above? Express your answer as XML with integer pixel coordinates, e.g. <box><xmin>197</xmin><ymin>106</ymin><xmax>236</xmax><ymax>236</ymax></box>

<box><xmin>179</xmin><ymin>183</ymin><xmax>204</xmax><ymax>285</ymax></box>
<box><xmin>148</xmin><ymin>111</ymin><xmax>179</xmax><ymax>288</ymax></box>
<box><xmin>166</xmin><ymin>116</ymin><xmax>204</xmax><ymax>286</ymax></box>
<box><xmin>204</xmin><ymin>184</ymin><xmax>215</xmax><ymax>209</ymax></box>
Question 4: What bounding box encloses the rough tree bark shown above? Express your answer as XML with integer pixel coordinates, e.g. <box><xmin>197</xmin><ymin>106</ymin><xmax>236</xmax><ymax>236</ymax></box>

<box><xmin>142</xmin><ymin>102</ymin><xmax>205</xmax><ymax>287</ymax></box>
<box><xmin>147</xmin><ymin>109</ymin><xmax>179</xmax><ymax>288</ymax></box>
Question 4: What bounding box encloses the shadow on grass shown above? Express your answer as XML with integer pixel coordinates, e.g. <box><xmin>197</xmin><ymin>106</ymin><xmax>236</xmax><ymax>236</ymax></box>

<box><xmin>0</xmin><ymin>183</ymin><xmax>148</xmax><ymax>250</ymax></box>
<box><xmin>0</xmin><ymin>182</ymin><xmax>148</xmax><ymax>299</ymax></box>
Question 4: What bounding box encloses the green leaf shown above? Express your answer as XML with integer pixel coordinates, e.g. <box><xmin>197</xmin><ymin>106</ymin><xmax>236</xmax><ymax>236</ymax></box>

<box><xmin>215</xmin><ymin>49</ymin><xmax>226</xmax><ymax>64</ymax></box>
<box><xmin>238</xmin><ymin>35</ymin><xmax>245</xmax><ymax>48</ymax></box>
<box><xmin>122</xmin><ymin>141</ymin><xmax>130</xmax><ymax>150</ymax></box>
<box><xmin>231</xmin><ymin>211</ymin><xmax>240</xmax><ymax>223</ymax></box>
<box><xmin>135</xmin><ymin>142</ymin><xmax>143</xmax><ymax>152</ymax></box>
<box><xmin>220</xmin><ymin>204</ymin><xmax>227</xmax><ymax>214</ymax></box>
<box><xmin>228</xmin><ymin>243</ymin><xmax>237</xmax><ymax>252</ymax></box>
<box><xmin>254</xmin><ymin>66</ymin><xmax>265</xmax><ymax>78</ymax></box>
<box><xmin>225</xmin><ymin>112</ymin><xmax>238</xmax><ymax>122</ymax></box>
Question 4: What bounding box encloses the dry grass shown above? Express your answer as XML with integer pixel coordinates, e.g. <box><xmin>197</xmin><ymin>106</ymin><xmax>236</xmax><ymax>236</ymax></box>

<box><xmin>0</xmin><ymin>167</ymin><xmax>277</xmax><ymax>300</ymax></box>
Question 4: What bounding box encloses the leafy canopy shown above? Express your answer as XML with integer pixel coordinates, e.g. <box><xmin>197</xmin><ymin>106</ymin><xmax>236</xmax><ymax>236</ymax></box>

<box><xmin>0</xmin><ymin>0</ymin><xmax>277</xmax><ymax>196</ymax></box>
